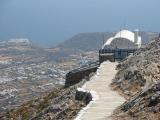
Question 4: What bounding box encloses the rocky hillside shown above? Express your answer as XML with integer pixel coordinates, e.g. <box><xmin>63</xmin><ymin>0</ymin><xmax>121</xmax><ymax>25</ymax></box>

<box><xmin>0</xmin><ymin>75</ymin><xmax>92</xmax><ymax>120</ymax></box>
<box><xmin>111</xmin><ymin>37</ymin><xmax>160</xmax><ymax>120</ymax></box>
<box><xmin>56</xmin><ymin>33</ymin><xmax>112</xmax><ymax>51</ymax></box>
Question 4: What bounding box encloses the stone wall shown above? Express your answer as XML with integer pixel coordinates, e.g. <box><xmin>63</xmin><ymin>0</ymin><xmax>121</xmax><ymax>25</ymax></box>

<box><xmin>65</xmin><ymin>67</ymin><xmax>98</xmax><ymax>87</ymax></box>
<box><xmin>99</xmin><ymin>54</ymin><xmax>114</xmax><ymax>63</ymax></box>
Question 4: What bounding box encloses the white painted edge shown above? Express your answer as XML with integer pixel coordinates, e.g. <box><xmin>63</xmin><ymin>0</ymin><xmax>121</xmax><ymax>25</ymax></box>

<box><xmin>74</xmin><ymin>62</ymin><xmax>108</xmax><ymax>120</ymax></box>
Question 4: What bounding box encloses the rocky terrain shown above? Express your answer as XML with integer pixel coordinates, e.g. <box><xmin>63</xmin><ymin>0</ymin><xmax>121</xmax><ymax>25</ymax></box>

<box><xmin>111</xmin><ymin>37</ymin><xmax>160</xmax><ymax>120</ymax></box>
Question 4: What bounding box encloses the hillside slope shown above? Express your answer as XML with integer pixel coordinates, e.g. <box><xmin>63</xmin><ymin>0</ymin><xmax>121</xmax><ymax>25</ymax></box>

<box><xmin>56</xmin><ymin>33</ymin><xmax>112</xmax><ymax>51</ymax></box>
<box><xmin>111</xmin><ymin>37</ymin><xmax>160</xmax><ymax>120</ymax></box>
<box><xmin>1</xmin><ymin>75</ymin><xmax>92</xmax><ymax>120</ymax></box>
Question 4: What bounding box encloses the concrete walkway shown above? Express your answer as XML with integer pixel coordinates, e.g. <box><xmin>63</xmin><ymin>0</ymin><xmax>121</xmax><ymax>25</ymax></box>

<box><xmin>75</xmin><ymin>61</ymin><xmax>125</xmax><ymax>120</ymax></box>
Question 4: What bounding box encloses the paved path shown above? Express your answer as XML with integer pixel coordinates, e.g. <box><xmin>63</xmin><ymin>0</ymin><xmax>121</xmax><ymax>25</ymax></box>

<box><xmin>75</xmin><ymin>62</ymin><xmax>125</xmax><ymax>120</ymax></box>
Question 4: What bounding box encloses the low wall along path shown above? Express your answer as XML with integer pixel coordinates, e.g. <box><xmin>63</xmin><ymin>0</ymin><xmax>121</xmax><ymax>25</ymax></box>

<box><xmin>75</xmin><ymin>61</ymin><xmax>125</xmax><ymax>120</ymax></box>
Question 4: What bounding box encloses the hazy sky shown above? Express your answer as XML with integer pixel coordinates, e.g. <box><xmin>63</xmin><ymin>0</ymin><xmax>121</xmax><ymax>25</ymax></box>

<box><xmin>0</xmin><ymin>0</ymin><xmax>160</xmax><ymax>47</ymax></box>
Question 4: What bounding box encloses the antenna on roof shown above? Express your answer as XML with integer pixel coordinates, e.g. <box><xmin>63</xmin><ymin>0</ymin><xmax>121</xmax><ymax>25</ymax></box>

<box><xmin>117</xmin><ymin>26</ymin><xmax>122</xmax><ymax>49</ymax></box>
<box><xmin>103</xmin><ymin>33</ymin><xmax>105</xmax><ymax>45</ymax></box>
<box><xmin>123</xmin><ymin>20</ymin><xmax>127</xmax><ymax>30</ymax></box>
<box><xmin>120</xmin><ymin>26</ymin><xmax>122</xmax><ymax>38</ymax></box>
<box><xmin>101</xmin><ymin>32</ymin><xmax>105</xmax><ymax>47</ymax></box>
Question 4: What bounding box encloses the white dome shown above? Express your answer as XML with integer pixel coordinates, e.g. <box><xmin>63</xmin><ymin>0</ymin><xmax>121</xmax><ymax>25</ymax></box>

<box><xmin>103</xmin><ymin>29</ymin><xmax>141</xmax><ymax>48</ymax></box>
<box><xmin>114</xmin><ymin>30</ymin><xmax>135</xmax><ymax>42</ymax></box>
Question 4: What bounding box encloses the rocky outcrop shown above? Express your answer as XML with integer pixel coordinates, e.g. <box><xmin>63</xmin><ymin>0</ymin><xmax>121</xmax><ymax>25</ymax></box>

<box><xmin>111</xmin><ymin>37</ymin><xmax>160</xmax><ymax>120</ymax></box>
<box><xmin>112</xmin><ymin>82</ymin><xmax>160</xmax><ymax>120</ymax></box>
<box><xmin>75</xmin><ymin>89</ymin><xmax>92</xmax><ymax>105</ymax></box>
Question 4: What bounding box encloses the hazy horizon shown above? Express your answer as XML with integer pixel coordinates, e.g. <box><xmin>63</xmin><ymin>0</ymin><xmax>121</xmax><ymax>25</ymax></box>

<box><xmin>1</xmin><ymin>0</ymin><xmax>160</xmax><ymax>47</ymax></box>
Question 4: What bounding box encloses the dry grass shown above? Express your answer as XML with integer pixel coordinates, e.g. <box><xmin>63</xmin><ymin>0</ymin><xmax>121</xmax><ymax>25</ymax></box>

<box><xmin>4</xmin><ymin>88</ymin><xmax>61</xmax><ymax>120</ymax></box>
